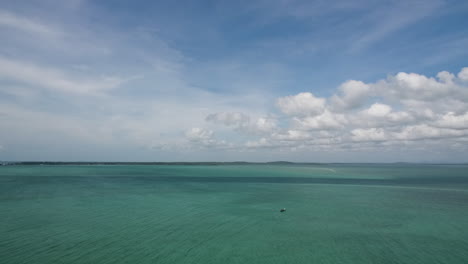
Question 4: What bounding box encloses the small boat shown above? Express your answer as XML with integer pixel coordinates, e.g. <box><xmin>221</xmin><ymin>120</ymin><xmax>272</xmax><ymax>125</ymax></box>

<box><xmin>280</xmin><ymin>208</ymin><xmax>286</xmax><ymax>212</ymax></box>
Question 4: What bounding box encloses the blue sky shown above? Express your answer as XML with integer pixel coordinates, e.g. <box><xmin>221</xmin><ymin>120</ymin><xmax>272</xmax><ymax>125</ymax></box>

<box><xmin>1</xmin><ymin>0</ymin><xmax>468</xmax><ymax>162</ymax></box>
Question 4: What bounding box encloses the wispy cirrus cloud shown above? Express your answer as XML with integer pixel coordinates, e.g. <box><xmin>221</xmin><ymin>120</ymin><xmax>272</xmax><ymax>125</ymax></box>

<box><xmin>350</xmin><ymin>0</ymin><xmax>444</xmax><ymax>51</ymax></box>
<box><xmin>0</xmin><ymin>57</ymin><xmax>128</xmax><ymax>95</ymax></box>
<box><xmin>0</xmin><ymin>9</ymin><xmax>61</xmax><ymax>37</ymax></box>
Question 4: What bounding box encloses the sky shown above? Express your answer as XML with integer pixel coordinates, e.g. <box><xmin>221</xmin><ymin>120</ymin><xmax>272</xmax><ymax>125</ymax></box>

<box><xmin>1</xmin><ymin>0</ymin><xmax>468</xmax><ymax>162</ymax></box>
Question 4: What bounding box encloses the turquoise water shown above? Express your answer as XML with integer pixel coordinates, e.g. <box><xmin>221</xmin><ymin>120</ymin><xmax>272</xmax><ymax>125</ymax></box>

<box><xmin>1</xmin><ymin>164</ymin><xmax>468</xmax><ymax>263</ymax></box>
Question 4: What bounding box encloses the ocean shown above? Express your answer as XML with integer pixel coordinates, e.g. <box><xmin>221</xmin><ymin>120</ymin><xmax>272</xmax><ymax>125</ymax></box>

<box><xmin>1</xmin><ymin>164</ymin><xmax>468</xmax><ymax>263</ymax></box>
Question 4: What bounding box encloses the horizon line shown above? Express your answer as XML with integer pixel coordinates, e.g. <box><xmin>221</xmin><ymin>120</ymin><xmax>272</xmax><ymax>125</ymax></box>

<box><xmin>2</xmin><ymin>161</ymin><xmax>468</xmax><ymax>165</ymax></box>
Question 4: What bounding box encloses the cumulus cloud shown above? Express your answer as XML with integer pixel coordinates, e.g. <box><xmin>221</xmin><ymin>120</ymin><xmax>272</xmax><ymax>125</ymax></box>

<box><xmin>366</xmin><ymin>103</ymin><xmax>392</xmax><ymax>117</ymax></box>
<box><xmin>239</xmin><ymin>67</ymin><xmax>468</xmax><ymax>152</ymax></box>
<box><xmin>330</xmin><ymin>80</ymin><xmax>371</xmax><ymax>110</ymax></box>
<box><xmin>185</xmin><ymin>127</ymin><xmax>214</xmax><ymax>141</ymax></box>
<box><xmin>458</xmin><ymin>67</ymin><xmax>468</xmax><ymax>81</ymax></box>
<box><xmin>432</xmin><ymin>112</ymin><xmax>468</xmax><ymax>130</ymax></box>
<box><xmin>184</xmin><ymin>127</ymin><xmax>230</xmax><ymax>149</ymax></box>
<box><xmin>373</xmin><ymin>70</ymin><xmax>468</xmax><ymax>108</ymax></box>
<box><xmin>206</xmin><ymin>112</ymin><xmax>276</xmax><ymax>133</ymax></box>
<box><xmin>182</xmin><ymin>67</ymin><xmax>468</xmax><ymax>156</ymax></box>
<box><xmin>272</xmin><ymin>130</ymin><xmax>312</xmax><ymax>141</ymax></box>
<box><xmin>351</xmin><ymin>128</ymin><xmax>386</xmax><ymax>142</ymax></box>
<box><xmin>277</xmin><ymin>92</ymin><xmax>325</xmax><ymax>116</ymax></box>
<box><xmin>253</xmin><ymin>117</ymin><xmax>277</xmax><ymax>132</ymax></box>
<box><xmin>392</xmin><ymin>125</ymin><xmax>467</xmax><ymax>141</ymax></box>
<box><xmin>292</xmin><ymin>110</ymin><xmax>347</xmax><ymax>130</ymax></box>
<box><xmin>138</xmin><ymin>67</ymin><xmax>468</xmax><ymax>155</ymax></box>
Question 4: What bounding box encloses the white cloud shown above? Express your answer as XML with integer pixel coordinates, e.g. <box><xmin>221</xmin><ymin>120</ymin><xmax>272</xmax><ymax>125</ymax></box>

<box><xmin>0</xmin><ymin>10</ymin><xmax>60</xmax><ymax>37</ymax></box>
<box><xmin>392</xmin><ymin>125</ymin><xmax>467</xmax><ymax>141</ymax></box>
<box><xmin>206</xmin><ymin>112</ymin><xmax>276</xmax><ymax>133</ymax></box>
<box><xmin>272</xmin><ymin>130</ymin><xmax>312</xmax><ymax>141</ymax></box>
<box><xmin>437</xmin><ymin>71</ymin><xmax>455</xmax><ymax>84</ymax></box>
<box><xmin>206</xmin><ymin>112</ymin><xmax>250</xmax><ymax>127</ymax></box>
<box><xmin>350</xmin><ymin>0</ymin><xmax>443</xmax><ymax>50</ymax></box>
<box><xmin>240</xmin><ymin>67</ymin><xmax>468</xmax><ymax>152</ymax></box>
<box><xmin>277</xmin><ymin>92</ymin><xmax>326</xmax><ymax>116</ymax></box>
<box><xmin>184</xmin><ymin>127</ymin><xmax>230</xmax><ymax>149</ymax></box>
<box><xmin>387</xmin><ymin>111</ymin><xmax>413</xmax><ymax>123</ymax></box>
<box><xmin>253</xmin><ymin>117</ymin><xmax>277</xmax><ymax>132</ymax></box>
<box><xmin>245</xmin><ymin>137</ymin><xmax>271</xmax><ymax>148</ymax></box>
<box><xmin>458</xmin><ymin>67</ymin><xmax>468</xmax><ymax>81</ymax></box>
<box><xmin>366</xmin><ymin>103</ymin><xmax>392</xmax><ymax>117</ymax></box>
<box><xmin>185</xmin><ymin>127</ymin><xmax>214</xmax><ymax>141</ymax></box>
<box><xmin>292</xmin><ymin>110</ymin><xmax>347</xmax><ymax>130</ymax></box>
<box><xmin>330</xmin><ymin>80</ymin><xmax>370</xmax><ymax>110</ymax></box>
<box><xmin>376</xmin><ymin>71</ymin><xmax>462</xmax><ymax>103</ymax></box>
<box><xmin>433</xmin><ymin>112</ymin><xmax>468</xmax><ymax>129</ymax></box>
<box><xmin>351</xmin><ymin>128</ymin><xmax>386</xmax><ymax>142</ymax></box>
<box><xmin>0</xmin><ymin>57</ymin><xmax>126</xmax><ymax>95</ymax></box>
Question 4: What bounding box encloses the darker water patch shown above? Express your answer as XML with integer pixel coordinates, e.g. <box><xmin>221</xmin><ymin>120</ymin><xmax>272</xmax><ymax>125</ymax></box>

<box><xmin>108</xmin><ymin>175</ymin><xmax>468</xmax><ymax>186</ymax></box>
<box><xmin>4</xmin><ymin>175</ymin><xmax>468</xmax><ymax>186</ymax></box>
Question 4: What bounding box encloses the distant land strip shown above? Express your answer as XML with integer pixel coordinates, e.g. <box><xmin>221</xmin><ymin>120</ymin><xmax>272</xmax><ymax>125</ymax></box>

<box><xmin>1</xmin><ymin>161</ymin><xmax>314</xmax><ymax>166</ymax></box>
<box><xmin>1</xmin><ymin>161</ymin><xmax>467</xmax><ymax>166</ymax></box>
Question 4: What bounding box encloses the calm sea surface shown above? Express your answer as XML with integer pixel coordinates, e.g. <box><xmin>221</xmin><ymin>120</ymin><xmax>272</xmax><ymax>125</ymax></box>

<box><xmin>1</xmin><ymin>164</ymin><xmax>468</xmax><ymax>264</ymax></box>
